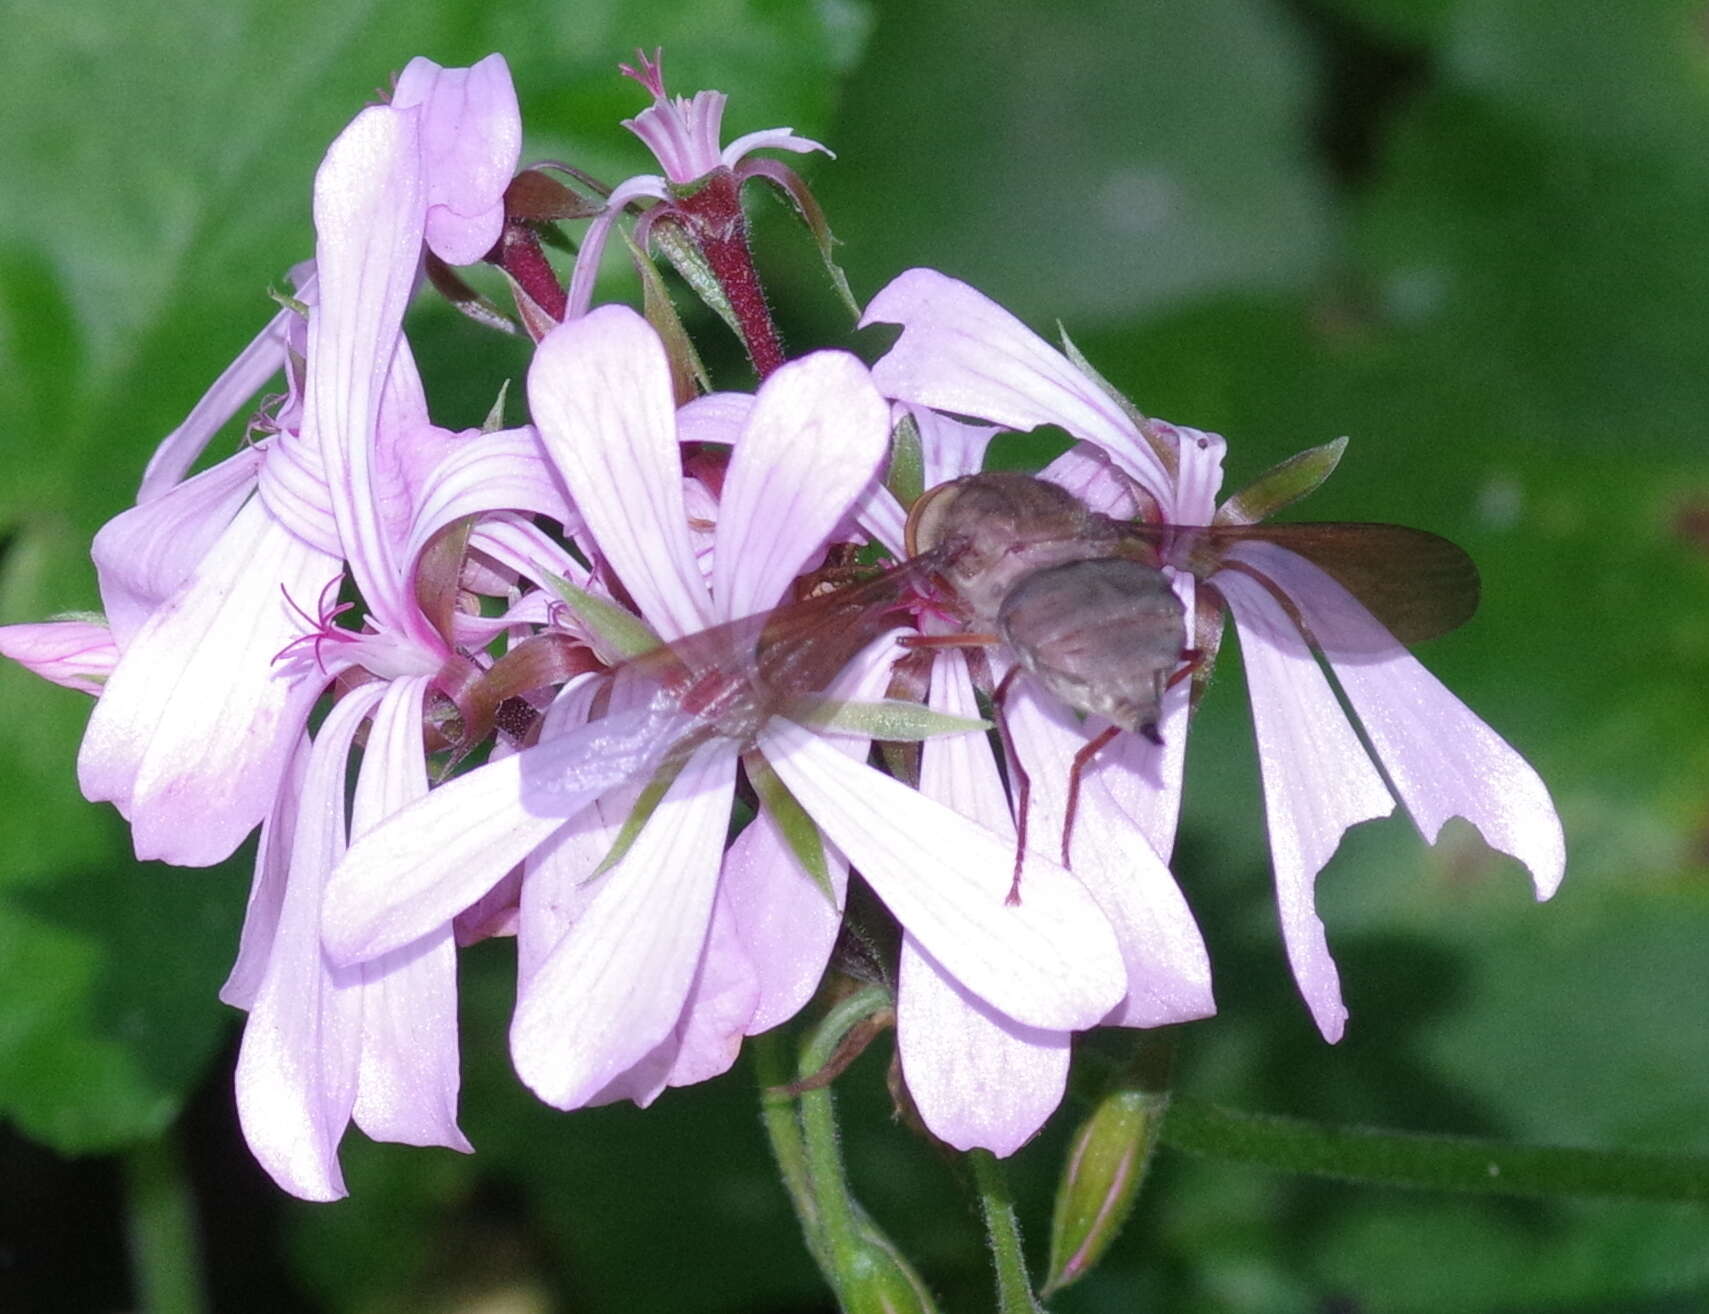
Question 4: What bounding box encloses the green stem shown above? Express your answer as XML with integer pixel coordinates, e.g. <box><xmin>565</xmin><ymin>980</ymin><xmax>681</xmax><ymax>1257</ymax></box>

<box><xmin>1161</xmin><ymin>1099</ymin><xmax>1709</xmax><ymax>1201</ymax></box>
<box><xmin>754</xmin><ymin>1030</ymin><xmax>826</xmax><ymax>1266</ymax></box>
<box><xmin>796</xmin><ymin>986</ymin><xmax>892</xmax><ymax>1299</ymax></box>
<box><xmin>968</xmin><ymin>1148</ymin><xmax>1046</xmax><ymax>1314</ymax></box>
<box><xmin>123</xmin><ymin>1130</ymin><xmax>208</xmax><ymax>1314</ymax></box>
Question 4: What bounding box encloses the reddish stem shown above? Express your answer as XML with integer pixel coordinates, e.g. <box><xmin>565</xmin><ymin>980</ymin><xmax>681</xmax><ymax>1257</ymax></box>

<box><xmin>675</xmin><ymin>171</ymin><xmax>785</xmax><ymax>378</ymax></box>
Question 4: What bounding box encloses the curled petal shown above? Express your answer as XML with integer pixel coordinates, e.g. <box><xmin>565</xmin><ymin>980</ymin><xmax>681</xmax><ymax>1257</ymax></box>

<box><xmin>233</xmin><ymin>684</ymin><xmax>383</xmax><ymax>1201</ymax></box>
<box><xmin>863</xmin><ymin>269</ymin><xmax>1170</xmax><ymax>504</ymax></box>
<box><xmin>0</xmin><ymin>621</ymin><xmax>118</xmax><ymax>695</ymax></box>
<box><xmin>393</xmin><ymin>54</ymin><xmax>522</xmax><ymax>266</ymax></box>
<box><xmin>721</xmin><ymin>126</ymin><xmax>832</xmax><ymax>170</ymax></box>
<box><xmin>348</xmin><ymin>677</ymin><xmax>470</xmax><ymax>1152</ymax></box>
<box><xmin>405</xmin><ymin>426</ymin><xmax>577</xmax><ymax>564</ymax></box>
<box><xmin>1216</xmin><ymin>569</ymin><xmax>1396</xmax><ymax>1043</ymax></box>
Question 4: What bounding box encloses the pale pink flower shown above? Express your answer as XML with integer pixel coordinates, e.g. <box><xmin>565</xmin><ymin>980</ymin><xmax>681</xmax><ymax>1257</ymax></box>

<box><xmin>323</xmin><ymin>307</ymin><xmax>1127</xmax><ymax>1116</ymax></box>
<box><xmin>863</xmin><ymin>267</ymin><xmax>1565</xmax><ymax>1042</ymax></box>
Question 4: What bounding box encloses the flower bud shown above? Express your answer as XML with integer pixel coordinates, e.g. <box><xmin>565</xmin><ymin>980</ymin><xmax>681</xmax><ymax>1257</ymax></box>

<box><xmin>1041</xmin><ymin>1062</ymin><xmax>1169</xmax><ymax>1295</ymax></box>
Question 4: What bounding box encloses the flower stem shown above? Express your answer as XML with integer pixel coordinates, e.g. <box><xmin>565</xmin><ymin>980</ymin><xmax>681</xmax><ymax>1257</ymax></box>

<box><xmin>123</xmin><ymin>1129</ymin><xmax>208</xmax><ymax>1314</ymax></box>
<box><xmin>795</xmin><ymin>986</ymin><xmax>891</xmax><ymax>1290</ymax></box>
<box><xmin>1159</xmin><ymin>1099</ymin><xmax>1709</xmax><ymax>1201</ymax></box>
<box><xmin>968</xmin><ymin>1148</ymin><xmax>1047</xmax><ymax>1314</ymax></box>
<box><xmin>754</xmin><ymin>1029</ymin><xmax>827</xmax><ymax>1267</ymax></box>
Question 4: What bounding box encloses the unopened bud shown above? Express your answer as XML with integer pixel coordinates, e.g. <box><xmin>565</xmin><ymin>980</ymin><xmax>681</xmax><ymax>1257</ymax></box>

<box><xmin>1041</xmin><ymin>1047</ymin><xmax>1171</xmax><ymax>1295</ymax></box>
<box><xmin>843</xmin><ymin>1218</ymin><xmax>944</xmax><ymax>1314</ymax></box>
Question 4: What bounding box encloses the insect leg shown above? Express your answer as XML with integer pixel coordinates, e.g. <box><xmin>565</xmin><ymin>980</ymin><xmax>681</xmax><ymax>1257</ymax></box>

<box><xmin>1165</xmin><ymin>647</ymin><xmax>1206</xmax><ymax>691</ymax></box>
<box><xmin>1062</xmin><ymin>724</ymin><xmax>1122</xmax><ymax>867</ymax></box>
<box><xmin>989</xmin><ymin>664</ymin><xmax>1031</xmax><ymax>906</ymax></box>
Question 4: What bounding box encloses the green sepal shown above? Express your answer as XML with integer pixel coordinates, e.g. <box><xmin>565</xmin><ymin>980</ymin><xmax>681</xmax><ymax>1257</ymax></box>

<box><xmin>746</xmin><ymin>165</ymin><xmax>862</xmax><ymax>321</ymax></box>
<box><xmin>1059</xmin><ymin>328</ymin><xmax>1176</xmax><ymax>481</ymax></box>
<box><xmin>785</xmin><ymin>695</ymin><xmax>989</xmax><ymax>741</ymax></box>
<box><xmin>267</xmin><ymin>287</ymin><xmax>309</xmax><ymax>318</ymax></box>
<box><xmin>885</xmin><ymin>411</ymin><xmax>926</xmax><ymax>509</ymax></box>
<box><xmin>481</xmin><ymin>379</ymin><xmax>511</xmax><ymax>434</ymax></box>
<box><xmin>1215</xmin><ymin>435</ymin><xmax>1348</xmax><ymax>527</ymax></box>
<box><xmin>544</xmin><ymin>577</ymin><xmax>660</xmax><ymax>664</ymax></box>
<box><xmin>621</xmin><ymin>227</ymin><xmax>713</xmax><ymax>399</ymax></box>
<box><xmin>650</xmin><ymin>217</ymin><xmax>745</xmax><ymax>346</ymax></box>
<box><xmin>745</xmin><ymin>750</ymin><xmax>835</xmax><ymax>908</ymax></box>
<box><xmin>590</xmin><ymin>754</ymin><xmax>688</xmax><ymax>878</ymax></box>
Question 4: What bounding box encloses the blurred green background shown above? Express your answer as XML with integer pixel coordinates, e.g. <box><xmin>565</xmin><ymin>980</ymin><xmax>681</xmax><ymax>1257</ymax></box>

<box><xmin>3</xmin><ymin>1</ymin><xmax>1707</xmax><ymax>1310</ymax></box>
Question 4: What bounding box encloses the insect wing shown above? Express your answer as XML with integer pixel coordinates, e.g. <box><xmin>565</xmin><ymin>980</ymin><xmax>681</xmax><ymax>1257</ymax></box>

<box><xmin>614</xmin><ymin>553</ymin><xmax>945</xmax><ymax>733</ymax></box>
<box><xmin>1122</xmin><ymin>521</ymin><xmax>1480</xmax><ymax>649</ymax></box>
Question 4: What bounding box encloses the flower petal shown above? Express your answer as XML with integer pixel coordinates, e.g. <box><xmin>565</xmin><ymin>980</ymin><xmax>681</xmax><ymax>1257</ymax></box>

<box><xmin>712</xmin><ymin>351</ymin><xmax>890</xmax><ymax>619</ymax></box>
<box><xmin>348</xmin><ymin>677</ymin><xmax>470</xmax><ymax>1151</ymax></box>
<box><xmin>307</xmin><ymin>103</ymin><xmax>426</xmax><ymax>627</ymax></box>
<box><xmin>1004</xmin><ymin>680</ymin><xmax>1214</xmax><ymax>1028</ymax></box>
<box><xmin>527</xmin><ymin>306</ymin><xmax>712</xmax><ymax>638</ymax></box>
<box><xmin>324</xmin><ymin>694</ymin><xmax>696</xmax><ymax>964</ymax></box>
<box><xmin>233</xmin><ymin>684</ymin><xmax>383</xmax><ymax>1201</ymax></box>
<box><xmin>94</xmin><ymin>447</ymin><xmax>262</xmax><ymax>645</ymax></box>
<box><xmin>1230</xmin><ymin>541</ymin><xmax>1565</xmax><ymax>899</ymax></box>
<box><xmin>393</xmin><ymin>54</ymin><xmax>521</xmax><ymax>266</ymax></box>
<box><xmin>1216</xmin><ymin>569</ymin><xmax>1396</xmax><ymax>1043</ymax></box>
<box><xmin>900</xmin><ymin>646</ymin><xmax>1071</xmax><ymax>1155</ymax></box>
<box><xmin>897</xmin><ymin>936</ymin><xmax>1070</xmax><ymax>1156</ymax></box>
<box><xmin>77</xmin><ymin>498</ymin><xmax>340</xmax><ymax>866</ymax></box>
<box><xmin>665</xmin><ymin>883</ymin><xmax>761</xmax><ymax>1088</ymax></box>
<box><xmin>863</xmin><ymin>269</ymin><xmax>1169</xmax><ymax>502</ymax></box>
<box><xmin>0</xmin><ymin>621</ymin><xmax>118</xmax><ymax>695</ymax></box>
<box><xmin>757</xmin><ymin>719</ymin><xmax>1124</xmax><ymax>1030</ymax></box>
<box><xmin>510</xmin><ymin>742</ymin><xmax>736</xmax><ymax>1109</ymax></box>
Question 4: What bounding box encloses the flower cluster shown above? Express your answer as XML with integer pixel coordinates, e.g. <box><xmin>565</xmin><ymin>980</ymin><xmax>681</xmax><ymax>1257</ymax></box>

<box><xmin>0</xmin><ymin>51</ymin><xmax>1563</xmax><ymax>1199</ymax></box>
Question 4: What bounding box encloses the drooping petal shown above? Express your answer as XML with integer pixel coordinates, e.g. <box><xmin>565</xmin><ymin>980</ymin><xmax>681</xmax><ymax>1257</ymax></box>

<box><xmin>712</xmin><ymin>351</ymin><xmax>890</xmax><ymax>620</ymax></box>
<box><xmin>393</xmin><ymin>54</ymin><xmax>521</xmax><ymax>266</ymax></box>
<box><xmin>509</xmin><ymin>741</ymin><xmax>736</xmax><ymax>1109</ymax></box>
<box><xmin>899</xmin><ymin>646</ymin><xmax>1070</xmax><ymax>1155</ymax></box>
<box><xmin>562</xmin><ymin>174</ymin><xmax>670</xmax><ymax>320</ymax></box>
<box><xmin>324</xmin><ymin>692</ymin><xmax>697</xmax><ymax>964</ymax></box>
<box><xmin>404</xmin><ymin>426</ymin><xmax>577</xmax><ymax>562</ymax></box>
<box><xmin>1004</xmin><ymin>681</ymin><xmax>1215</xmax><ymax>1028</ymax></box>
<box><xmin>757</xmin><ymin>719</ymin><xmax>1124</xmax><ymax>1031</ymax></box>
<box><xmin>77</xmin><ymin>497</ymin><xmax>341</xmax><ymax>866</ymax></box>
<box><xmin>348</xmin><ymin>676</ymin><xmax>470</xmax><ymax>1152</ymax></box>
<box><xmin>1229</xmin><ymin>541</ymin><xmax>1565</xmax><ymax>899</ymax></box>
<box><xmin>720</xmin><ymin>125</ymin><xmax>832</xmax><ymax>171</ymax></box>
<box><xmin>527</xmin><ymin>306</ymin><xmax>712</xmax><ymax>638</ymax></box>
<box><xmin>1216</xmin><ymin>569</ymin><xmax>1397</xmax><ymax>1043</ymax></box>
<box><xmin>0</xmin><ymin>621</ymin><xmax>118</xmax><ymax>695</ymax></box>
<box><xmin>233</xmin><ymin>684</ymin><xmax>383</xmax><ymax>1201</ymax></box>
<box><xmin>863</xmin><ymin>269</ymin><xmax>1170</xmax><ymax>503</ymax></box>
<box><xmin>221</xmin><ymin>737</ymin><xmax>308</xmax><ymax>1011</ymax></box>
